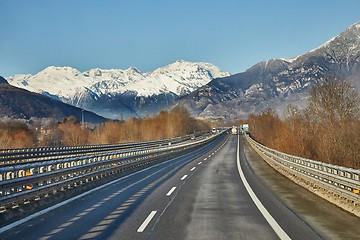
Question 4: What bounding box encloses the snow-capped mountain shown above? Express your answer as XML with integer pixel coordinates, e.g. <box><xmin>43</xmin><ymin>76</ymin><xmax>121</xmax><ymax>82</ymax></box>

<box><xmin>8</xmin><ymin>60</ymin><xmax>230</xmax><ymax>119</ymax></box>
<box><xmin>175</xmin><ymin>21</ymin><xmax>360</xmax><ymax>119</ymax></box>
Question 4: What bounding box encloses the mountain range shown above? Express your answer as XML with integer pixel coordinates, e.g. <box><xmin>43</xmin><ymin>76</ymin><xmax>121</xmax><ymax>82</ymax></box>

<box><xmin>5</xmin><ymin>21</ymin><xmax>360</xmax><ymax>121</ymax></box>
<box><xmin>8</xmin><ymin>61</ymin><xmax>229</xmax><ymax>119</ymax></box>
<box><xmin>174</xmin><ymin>21</ymin><xmax>360</xmax><ymax>119</ymax></box>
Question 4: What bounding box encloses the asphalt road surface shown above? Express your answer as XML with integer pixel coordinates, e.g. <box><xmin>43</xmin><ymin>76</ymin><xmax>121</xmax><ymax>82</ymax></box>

<box><xmin>1</xmin><ymin>134</ymin><xmax>359</xmax><ymax>240</ymax></box>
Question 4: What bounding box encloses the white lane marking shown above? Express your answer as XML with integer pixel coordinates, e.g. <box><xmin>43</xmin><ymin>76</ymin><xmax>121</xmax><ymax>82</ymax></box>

<box><xmin>166</xmin><ymin>187</ymin><xmax>177</xmax><ymax>196</ymax></box>
<box><xmin>190</xmin><ymin>167</ymin><xmax>196</xmax><ymax>171</ymax></box>
<box><xmin>212</xmin><ymin>153</ymin><xmax>214</xmax><ymax>155</ymax></box>
<box><xmin>236</xmin><ymin>135</ymin><xmax>291</xmax><ymax>240</ymax></box>
<box><xmin>204</xmin><ymin>158</ymin><xmax>207</xmax><ymax>161</ymax></box>
<box><xmin>137</xmin><ymin>211</ymin><xmax>157</xmax><ymax>232</ymax></box>
<box><xmin>208</xmin><ymin>155</ymin><xmax>211</xmax><ymax>158</ymax></box>
<box><xmin>181</xmin><ymin>175</ymin><xmax>188</xmax><ymax>180</ymax></box>
<box><xmin>0</xmin><ymin>152</ymin><xmax>189</xmax><ymax>234</ymax></box>
<box><xmin>198</xmin><ymin>162</ymin><xmax>202</xmax><ymax>165</ymax></box>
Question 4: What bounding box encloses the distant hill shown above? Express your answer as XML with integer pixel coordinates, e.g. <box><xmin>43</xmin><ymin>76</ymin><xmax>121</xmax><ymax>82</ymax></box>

<box><xmin>0</xmin><ymin>76</ymin><xmax>8</xmax><ymax>84</ymax></box>
<box><xmin>0</xmin><ymin>77</ymin><xmax>107</xmax><ymax>123</ymax></box>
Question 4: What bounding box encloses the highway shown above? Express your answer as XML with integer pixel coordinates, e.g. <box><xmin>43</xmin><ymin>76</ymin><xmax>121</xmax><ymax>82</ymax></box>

<box><xmin>1</xmin><ymin>134</ymin><xmax>360</xmax><ymax>239</ymax></box>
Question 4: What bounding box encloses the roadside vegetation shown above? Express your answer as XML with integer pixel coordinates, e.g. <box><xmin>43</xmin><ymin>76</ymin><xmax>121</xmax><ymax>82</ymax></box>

<box><xmin>0</xmin><ymin>120</ymin><xmax>34</xmax><ymax>148</ymax></box>
<box><xmin>248</xmin><ymin>76</ymin><xmax>360</xmax><ymax>169</ymax></box>
<box><xmin>0</xmin><ymin>106</ymin><xmax>210</xmax><ymax>149</ymax></box>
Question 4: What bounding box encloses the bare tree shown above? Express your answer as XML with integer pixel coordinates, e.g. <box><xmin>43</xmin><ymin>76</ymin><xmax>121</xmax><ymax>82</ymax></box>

<box><xmin>0</xmin><ymin>120</ymin><xmax>34</xmax><ymax>148</ymax></box>
<box><xmin>306</xmin><ymin>76</ymin><xmax>360</xmax><ymax>124</ymax></box>
<box><xmin>301</xmin><ymin>75</ymin><xmax>359</xmax><ymax>167</ymax></box>
<box><xmin>58</xmin><ymin>123</ymin><xmax>89</xmax><ymax>146</ymax></box>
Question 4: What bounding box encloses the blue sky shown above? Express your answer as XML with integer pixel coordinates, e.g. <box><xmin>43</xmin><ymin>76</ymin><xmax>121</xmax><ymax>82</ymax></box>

<box><xmin>1</xmin><ymin>0</ymin><xmax>360</xmax><ymax>77</ymax></box>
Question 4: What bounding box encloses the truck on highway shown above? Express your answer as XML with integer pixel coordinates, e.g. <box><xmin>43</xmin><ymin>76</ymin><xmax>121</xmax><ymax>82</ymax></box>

<box><xmin>231</xmin><ymin>127</ymin><xmax>237</xmax><ymax>135</ymax></box>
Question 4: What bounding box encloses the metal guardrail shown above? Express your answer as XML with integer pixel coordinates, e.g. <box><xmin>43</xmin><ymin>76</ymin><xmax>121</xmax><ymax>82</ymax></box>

<box><xmin>0</xmin><ymin>133</ymin><xmax>202</xmax><ymax>166</ymax></box>
<box><xmin>0</xmin><ymin>131</ymin><xmax>226</xmax><ymax>208</ymax></box>
<box><xmin>245</xmin><ymin>134</ymin><xmax>360</xmax><ymax>203</ymax></box>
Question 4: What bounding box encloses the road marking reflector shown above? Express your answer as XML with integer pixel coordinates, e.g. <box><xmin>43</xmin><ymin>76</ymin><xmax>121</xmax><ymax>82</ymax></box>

<box><xmin>166</xmin><ymin>187</ymin><xmax>177</xmax><ymax>196</ymax></box>
<box><xmin>181</xmin><ymin>175</ymin><xmax>188</xmax><ymax>180</ymax></box>
<box><xmin>137</xmin><ymin>211</ymin><xmax>157</xmax><ymax>232</ymax></box>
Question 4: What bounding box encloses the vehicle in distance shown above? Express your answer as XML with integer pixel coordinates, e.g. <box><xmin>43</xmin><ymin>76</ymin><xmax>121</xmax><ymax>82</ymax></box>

<box><xmin>231</xmin><ymin>127</ymin><xmax>237</xmax><ymax>135</ymax></box>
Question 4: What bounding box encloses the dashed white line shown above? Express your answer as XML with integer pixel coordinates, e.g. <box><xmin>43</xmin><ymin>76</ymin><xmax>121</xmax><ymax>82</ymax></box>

<box><xmin>166</xmin><ymin>187</ymin><xmax>177</xmax><ymax>196</ymax></box>
<box><xmin>190</xmin><ymin>167</ymin><xmax>196</xmax><ymax>171</ymax></box>
<box><xmin>181</xmin><ymin>175</ymin><xmax>188</xmax><ymax>180</ymax></box>
<box><xmin>204</xmin><ymin>158</ymin><xmax>207</xmax><ymax>161</ymax></box>
<box><xmin>236</xmin><ymin>135</ymin><xmax>290</xmax><ymax>240</ymax></box>
<box><xmin>0</xmin><ymin>152</ymin><xmax>190</xmax><ymax>234</ymax></box>
<box><xmin>137</xmin><ymin>211</ymin><xmax>157</xmax><ymax>232</ymax></box>
<box><xmin>198</xmin><ymin>162</ymin><xmax>202</xmax><ymax>165</ymax></box>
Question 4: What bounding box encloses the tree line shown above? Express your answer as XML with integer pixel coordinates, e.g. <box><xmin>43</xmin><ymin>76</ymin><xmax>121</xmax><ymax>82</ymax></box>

<box><xmin>0</xmin><ymin>106</ymin><xmax>210</xmax><ymax>149</ymax></box>
<box><xmin>2</xmin><ymin>76</ymin><xmax>358</xmax><ymax>169</ymax></box>
<box><xmin>248</xmin><ymin>77</ymin><xmax>360</xmax><ymax>169</ymax></box>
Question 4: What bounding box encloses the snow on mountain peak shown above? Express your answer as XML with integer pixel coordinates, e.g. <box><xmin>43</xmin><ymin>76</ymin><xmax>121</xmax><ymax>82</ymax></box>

<box><xmin>349</xmin><ymin>21</ymin><xmax>360</xmax><ymax>31</ymax></box>
<box><xmin>308</xmin><ymin>36</ymin><xmax>338</xmax><ymax>53</ymax></box>
<box><xmin>277</xmin><ymin>57</ymin><xmax>299</xmax><ymax>63</ymax></box>
<box><xmin>7</xmin><ymin>60</ymin><xmax>229</xmax><ymax>103</ymax></box>
<box><xmin>308</xmin><ymin>21</ymin><xmax>360</xmax><ymax>54</ymax></box>
<box><xmin>40</xmin><ymin>66</ymin><xmax>82</xmax><ymax>76</ymax></box>
<box><xmin>127</xmin><ymin>66</ymin><xmax>142</xmax><ymax>74</ymax></box>
<box><xmin>147</xmin><ymin>60</ymin><xmax>230</xmax><ymax>96</ymax></box>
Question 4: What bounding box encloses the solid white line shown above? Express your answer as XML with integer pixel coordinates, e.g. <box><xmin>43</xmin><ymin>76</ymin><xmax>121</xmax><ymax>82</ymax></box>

<box><xmin>236</xmin><ymin>134</ymin><xmax>291</xmax><ymax>240</ymax></box>
<box><xmin>166</xmin><ymin>187</ymin><xmax>177</xmax><ymax>196</ymax></box>
<box><xmin>198</xmin><ymin>162</ymin><xmax>202</xmax><ymax>165</ymax></box>
<box><xmin>137</xmin><ymin>211</ymin><xmax>157</xmax><ymax>232</ymax></box>
<box><xmin>181</xmin><ymin>175</ymin><xmax>188</xmax><ymax>180</ymax></box>
<box><xmin>190</xmin><ymin>167</ymin><xmax>196</xmax><ymax>171</ymax></box>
